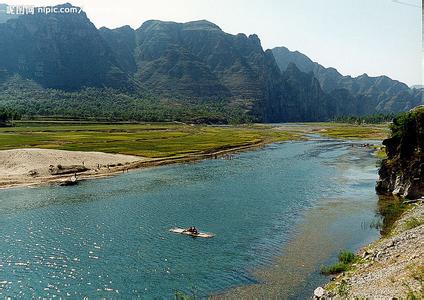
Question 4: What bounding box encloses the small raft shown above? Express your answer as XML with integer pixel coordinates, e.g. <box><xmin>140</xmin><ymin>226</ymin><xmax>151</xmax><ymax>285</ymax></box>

<box><xmin>169</xmin><ymin>227</ymin><xmax>215</xmax><ymax>238</ymax></box>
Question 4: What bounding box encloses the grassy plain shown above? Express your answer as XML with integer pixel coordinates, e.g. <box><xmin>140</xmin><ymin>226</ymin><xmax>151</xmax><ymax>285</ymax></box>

<box><xmin>0</xmin><ymin>122</ymin><xmax>389</xmax><ymax>158</ymax></box>
<box><xmin>278</xmin><ymin>122</ymin><xmax>390</xmax><ymax>140</ymax></box>
<box><xmin>0</xmin><ymin>122</ymin><xmax>300</xmax><ymax>158</ymax></box>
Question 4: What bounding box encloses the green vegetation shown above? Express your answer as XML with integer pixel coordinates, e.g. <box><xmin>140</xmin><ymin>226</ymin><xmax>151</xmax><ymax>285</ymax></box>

<box><xmin>404</xmin><ymin>217</ymin><xmax>424</xmax><ymax>230</ymax></box>
<box><xmin>338</xmin><ymin>250</ymin><xmax>357</xmax><ymax>264</ymax></box>
<box><xmin>406</xmin><ymin>265</ymin><xmax>424</xmax><ymax>300</ymax></box>
<box><xmin>333</xmin><ymin>113</ymin><xmax>396</xmax><ymax>124</ymax></box>
<box><xmin>0</xmin><ymin>107</ymin><xmax>20</xmax><ymax>126</ymax></box>
<box><xmin>376</xmin><ymin>198</ymin><xmax>408</xmax><ymax>236</ymax></box>
<box><xmin>0</xmin><ymin>122</ymin><xmax>300</xmax><ymax>158</ymax></box>
<box><xmin>310</xmin><ymin>123</ymin><xmax>389</xmax><ymax>140</ymax></box>
<box><xmin>321</xmin><ymin>250</ymin><xmax>359</xmax><ymax>275</ymax></box>
<box><xmin>0</xmin><ymin>77</ymin><xmax>255</xmax><ymax>124</ymax></box>
<box><xmin>337</xmin><ymin>279</ymin><xmax>349</xmax><ymax>298</ymax></box>
<box><xmin>389</xmin><ymin>106</ymin><xmax>424</xmax><ymax>140</ymax></box>
<box><xmin>372</xmin><ymin>146</ymin><xmax>387</xmax><ymax>159</ymax></box>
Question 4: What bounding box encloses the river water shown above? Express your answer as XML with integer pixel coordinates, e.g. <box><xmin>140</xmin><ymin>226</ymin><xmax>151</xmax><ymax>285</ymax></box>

<box><xmin>0</xmin><ymin>138</ymin><xmax>381</xmax><ymax>298</ymax></box>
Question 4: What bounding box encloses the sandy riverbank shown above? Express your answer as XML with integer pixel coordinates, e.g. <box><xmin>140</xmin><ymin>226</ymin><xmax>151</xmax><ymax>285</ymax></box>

<box><xmin>315</xmin><ymin>201</ymin><xmax>423</xmax><ymax>299</ymax></box>
<box><xmin>0</xmin><ymin>148</ymin><xmax>145</xmax><ymax>189</ymax></box>
<box><xmin>0</xmin><ymin>142</ymin><xmax>265</xmax><ymax>189</ymax></box>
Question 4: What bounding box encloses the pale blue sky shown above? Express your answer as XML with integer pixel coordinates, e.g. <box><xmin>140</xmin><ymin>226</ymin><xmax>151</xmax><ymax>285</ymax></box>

<box><xmin>5</xmin><ymin>0</ymin><xmax>423</xmax><ymax>85</ymax></box>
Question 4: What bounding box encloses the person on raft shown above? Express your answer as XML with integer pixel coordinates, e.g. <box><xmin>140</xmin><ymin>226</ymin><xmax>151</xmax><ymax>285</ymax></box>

<box><xmin>185</xmin><ymin>226</ymin><xmax>198</xmax><ymax>234</ymax></box>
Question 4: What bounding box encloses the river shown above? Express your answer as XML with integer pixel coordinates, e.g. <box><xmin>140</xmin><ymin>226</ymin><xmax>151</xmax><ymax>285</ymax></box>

<box><xmin>0</xmin><ymin>138</ymin><xmax>382</xmax><ymax>298</ymax></box>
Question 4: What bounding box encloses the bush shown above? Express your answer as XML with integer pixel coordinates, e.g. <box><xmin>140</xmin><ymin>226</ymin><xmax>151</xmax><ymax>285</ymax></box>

<box><xmin>338</xmin><ymin>250</ymin><xmax>357</xmax><ymax>264</ymax></box>
<box><xmin>321</xmin><ymin>262</ymin><xmax>349</xmax><ymax>275</ymax></box>
<box><xmin>321</xmin><ymin>250</ymin><xmax>358</xmax><ymax>275</ymax></box>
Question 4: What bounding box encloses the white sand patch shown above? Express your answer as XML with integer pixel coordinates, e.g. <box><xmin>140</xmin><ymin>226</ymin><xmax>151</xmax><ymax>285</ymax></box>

<box><xmin>0</xmin><ymin>148</ymin><xmax>143</xmax><ymax>177</ymax></box>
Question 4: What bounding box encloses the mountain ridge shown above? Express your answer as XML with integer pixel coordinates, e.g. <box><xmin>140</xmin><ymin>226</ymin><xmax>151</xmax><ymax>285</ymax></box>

<box><xmin>0</xmin><ymin>4</ymin><xmax>422</xmax><ymax>123</ymax></box>
<box><xmin>272</xmin><ymin>46</ymin><xmax>421</xmax><ymax>114</ymax></box>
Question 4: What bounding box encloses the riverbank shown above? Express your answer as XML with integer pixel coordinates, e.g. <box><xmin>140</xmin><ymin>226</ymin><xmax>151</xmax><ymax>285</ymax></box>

<box><xmin>315</xmin><ymin>201</ymin><xmax>424</xmax><ymax>299</ymax></box>
<box><xmin>0</xmin><ymin>133</ymin><xmax>385</xmax><ymax>298</ymax></box>
<box><xmin>0</xmin><ymin>140</ymin><xmax>268</xmax><ymax>189</ymax></box>
<box><xmin>0</xmin><ymin>122</ymin><xmax>389</xmax><ymax>190</ymax></box>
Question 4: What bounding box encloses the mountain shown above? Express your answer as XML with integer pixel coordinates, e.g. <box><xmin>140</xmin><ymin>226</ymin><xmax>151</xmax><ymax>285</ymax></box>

<box><xmin>272</xmin><ymin>46</ymin><xmax>423</xmax><ymax>114</ymax></box>
<box><xmin>100</xmin><ymin>20</ymin><xmax>315</xmax><ymax>121</ymax></box>
<box><xmin>0</xmin><ymin>4</ymin><xmax>18</xmax><ymax>23</ymax></box>
<box><xmin>0</xmin><ymin>3</ymin><xmax>130</xmax><ymax>90</ymax></box>
<box><xmin>0</xmin><ymin>4</ymin><xmax>421</xmax><ymax>123</ymax></box>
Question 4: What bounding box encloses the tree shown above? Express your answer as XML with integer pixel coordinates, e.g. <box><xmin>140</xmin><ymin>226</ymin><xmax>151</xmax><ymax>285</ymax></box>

<box><xmin>0</xmin><ymin>107</ymin><xmax>20</xmax><ymax>126</ymax></box>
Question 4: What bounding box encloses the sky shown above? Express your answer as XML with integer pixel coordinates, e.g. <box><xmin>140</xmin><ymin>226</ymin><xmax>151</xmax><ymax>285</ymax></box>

<box><xmin>3</xmin><ymin>0</ymin><xmax>423</xmax><ymax>86</ymax></box>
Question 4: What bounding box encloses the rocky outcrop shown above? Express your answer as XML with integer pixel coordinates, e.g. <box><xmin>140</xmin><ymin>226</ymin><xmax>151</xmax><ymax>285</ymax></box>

<box><xmin>376</xmin><ymin>106</ymin><xmax>424</xmax><ymax>199</ymax></box>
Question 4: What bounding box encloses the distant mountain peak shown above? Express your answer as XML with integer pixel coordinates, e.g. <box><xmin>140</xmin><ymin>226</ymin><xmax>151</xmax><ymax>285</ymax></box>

<box><xmin>138</xmin><ymin>19</ymin><xmax>222</xmax><ymax>32</ymax></box>
<box><xmin>183</xmin><ymin>20</ymin><xmax>221</xmax><ymax>31</ymax></box>
<box><xmin>0</xmin><ymin>9</ymin><xmax>421</xmax><ymax>123</ymax></box>
<box><xmin>272</xmin><ymin>46</ymin><xmax>420</xmax><ymax>113</ymax></box>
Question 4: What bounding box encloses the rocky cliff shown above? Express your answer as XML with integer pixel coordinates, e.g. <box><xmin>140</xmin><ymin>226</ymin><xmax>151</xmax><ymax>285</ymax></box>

<box><xmin>376</xmin><ymin>106</ymin><xmax>424</xmax><ymax>199</ymax></box>
<box><xmin>0</xmin><ymin>3</ymin><xmax>422</xmax><ymax>122</ymax></box>
<box><xmin>0</xmin><ymin>4</ymin><xmax>131</xmax><ymax>90</ymax></box>
<box><xmin>272</xmin><ymin>46</ymin><xmax>423</xmax><ymax>115</ymax></box>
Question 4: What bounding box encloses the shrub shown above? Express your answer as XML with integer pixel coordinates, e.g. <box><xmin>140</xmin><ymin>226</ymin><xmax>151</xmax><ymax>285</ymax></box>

<box><xmin>321</xmin><ymin>262</ymin><xmax>349</xmax><ymax>275</ymax></box>
<box><xmin>338</xmin><ymin>250</ymin><xmax>357</xmax><ymax>264</ymax></box>
<box><xmin>321</xmin><ymin>250</ymin><xmax>358</xmax><ymax>275</ymax></box>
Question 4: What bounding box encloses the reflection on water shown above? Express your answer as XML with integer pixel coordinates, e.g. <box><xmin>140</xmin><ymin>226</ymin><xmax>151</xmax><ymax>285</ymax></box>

<box><xmin>372</xmin><ymin>195</ymin><xmax>407</xmax><ymax>236</ymax></box>
<box><xmin>0</xmin><ymin>139</ymin><xmax>381</xmax><ymax>298</ymax></box>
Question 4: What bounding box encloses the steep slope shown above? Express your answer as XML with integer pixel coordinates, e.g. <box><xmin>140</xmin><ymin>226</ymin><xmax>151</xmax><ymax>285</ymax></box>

<box><xmin>376</xmin><ymin>106</ymin><xmax>424</xmax><ymax>199</ymax></box>
<box><xmin>0</xmin><ymin>5</ymin><xmax>420</xmax><ymax>123</ymax></box>
<box><xmin>101</xmin><ymin>20</ymin><xmax>344</xmax><ymax>122</ymax></box>
<box><xmin>0</xmin><ymin>4</ymin><xmax>129</xmax><ymax>90</ymax></box>
<box><xmin>99</xmin><ymin>25</ymin><xmax>137</xmax><ymax>74</ymax></box>
<box><xmin>272</xmin><ymin>47</ymin><xmax>423</xmax><ymax>114</ymax></box>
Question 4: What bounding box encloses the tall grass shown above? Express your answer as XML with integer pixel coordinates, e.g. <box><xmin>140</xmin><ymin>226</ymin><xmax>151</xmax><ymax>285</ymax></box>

<box><xmin>321</xmin><ymin>250</ymin><xmax>358</xmax><ymax>275</ymax></box>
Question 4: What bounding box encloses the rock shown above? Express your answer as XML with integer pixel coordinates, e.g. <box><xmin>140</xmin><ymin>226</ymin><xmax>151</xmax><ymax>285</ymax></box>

<box><xmin>376</xmin><ymin>107</ymin><xmax>424</xmax><ymax>199</ymax></box>
<box><xmin>314</xmin><ymin>286</ymin><xmax>325</xmax><ymax>298</ymax></box>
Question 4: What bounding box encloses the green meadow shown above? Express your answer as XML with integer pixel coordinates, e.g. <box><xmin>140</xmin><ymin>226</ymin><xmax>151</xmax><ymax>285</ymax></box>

<box><xmin>0</xmin><ymin>122</ymin><xmax>389</xmax><ymax>158</ymax></box>
<box><xmin>0</xmin><ymin>122</ymin><xmax>300</xmax><ymax>158</ymax></box>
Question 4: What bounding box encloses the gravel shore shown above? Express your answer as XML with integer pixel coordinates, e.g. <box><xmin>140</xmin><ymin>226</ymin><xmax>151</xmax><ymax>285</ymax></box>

<box><xmin>315</xmin><ymin>201</ymin><xmax>423</xmax><ymax>299</ymax></box>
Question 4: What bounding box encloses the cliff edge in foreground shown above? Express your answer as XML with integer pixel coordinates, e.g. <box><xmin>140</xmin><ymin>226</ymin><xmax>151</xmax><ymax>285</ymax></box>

<box><xmin>376</xmin><ymin>106</ymin><xmax>424</xmax><ymax>199</ymax></box>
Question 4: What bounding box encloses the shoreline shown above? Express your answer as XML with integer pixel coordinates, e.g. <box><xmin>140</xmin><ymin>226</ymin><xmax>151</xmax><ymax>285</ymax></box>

<box><xmin>315</xmin><ymin>201</ymin><xmax>423</xmax><ymax>299</ymax></box>
<box><xmin>0</xmin><ymin>140</ymin><xmax>268</xmax><ymax>190</ymax></box>
<box><xmin>0</xmin><ymin>133</ymin><xmax>397</xmax><ymax>298</ymax></box>
<box><xmin>211</xmin><ymin>137</ymin><xmax>383</xmax><ymax>299</ymax></box>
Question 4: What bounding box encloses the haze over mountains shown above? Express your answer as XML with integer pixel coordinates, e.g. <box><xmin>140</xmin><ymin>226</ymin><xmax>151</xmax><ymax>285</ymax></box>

<box><xmin>0</xmin><ymin>3</ymin><xmax>421</xmax><ymax>123</ymax></box>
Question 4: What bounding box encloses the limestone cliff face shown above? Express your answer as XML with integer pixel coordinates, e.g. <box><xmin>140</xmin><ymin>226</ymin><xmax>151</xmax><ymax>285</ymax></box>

<box><xmin>272</xmin><ymin>46</ymin><xmax>423</xmax><ymax>115</ymax></box>
<box><xmin>376</xmin><ymin>106</ymin><xmax>424</xmax><ymax>198</ymax></box>
<box><xmin>0</xmin><ymin>5</ymin><xmax>422</xmax><ymax>122</ymax></box>
<box><xmin>0</xmin><ymin>4</ymin><xmax>130</xmax><ymax>90</ymax></box>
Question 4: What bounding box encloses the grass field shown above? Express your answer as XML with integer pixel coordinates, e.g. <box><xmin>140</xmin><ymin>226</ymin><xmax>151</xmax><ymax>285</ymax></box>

<box><xmin>0</xmin><ymin>122</ymin><xmax>301</xmax><ymax>158</ymax></box>
<box><xmin>0</xmin><ymin>122</ymin><xmax>389</xmax><ymax>158</ymax></box>
<box><xmin>313</xmin><ymin>123</ymin><xmax>390</xmax><ymax>140</ymax></box>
